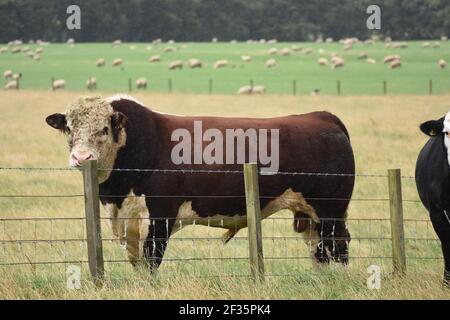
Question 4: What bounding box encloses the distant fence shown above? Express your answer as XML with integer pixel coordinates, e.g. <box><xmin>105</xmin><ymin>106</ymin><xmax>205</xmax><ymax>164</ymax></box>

<box><xmin>0</xmin><ymin>163</ymin><xmax>442</xmax><ymax>285</ymax></box>
<box><xmin>35</xmin><ymin>77</ymin><xmax>445</xmax><ymax>95</ymax></box>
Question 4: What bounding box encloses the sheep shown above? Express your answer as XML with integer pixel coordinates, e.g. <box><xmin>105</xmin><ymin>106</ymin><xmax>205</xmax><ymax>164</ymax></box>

<box><xmin>237</xmin><ymin>85</ymin><xmax>266</xmax><ymax>95</ymax></box>
<box><xmin>422</xmin><ymin>42</ymin><xmax>430</xmax><ymax>48</ymax></box>
<box><xmin>148</xmin><ymin>55</ymin><xmax>161</xmax><ymax>63</ymax></box>
<box><xmin>164</xmin><ymin>46</ymin><xmax>176</xmax><ymax>53</ymax></box>
<box><xmin>331</xmin><ymin>57</ymin><xmax>345</xmax><ymax>69</ymax></box>
<box><xmin>433</xmin><ymin>41</ymin><xmax>441</xmax><ymax>48</ymax></box>
<box><xmin>12</xmin><ymin>73</ymin><xmax>22</xmax><ymax>80</ymax></box>
<box><xmin>357</xmin><ymin>52</ymin><xmax>369</xmax><ymax>60</ymax></box>
<box><xmin>237</xmin><ymin>85</ymin><xmax>252</xmax><ymax>94</ymax></box>
<box><xmin>212</xmin><ymin>37</ymin><xmax>218</xmax><ymax>43</ymax></box>
<box><xmin>303</xmin><ymin>48</ymin><xmax>313</xmax><ymax>55</ymax></box>
<box><xmin>230</xmin><ymin>40</ymin><xmax>237</xmax><ymax>44</ymax></box>
<box><xmin>318</xmin><ymin>48</ymin><xmax>325</xmax><ymax>55</ymax></box>
<box><xmin>3</xmin><ymin>70</ymin><xmax>13</xmax><ymax>79</ymax></box>
<box><xmin>52</xmin><ymin>79</ymin><xmax>66</xmax><ymax>90</ymax></box>
<box><xmin>86</xmin><ymin>77</ymin><xmax>97</xmax><ymax>90</ymax></box>
<box><xmin>21</xmin><ymin>46</ymin><xmax>30</xmax><ymax>53</ymax></box>
<box><xmin>267</xmin><ymin>39</ymin><xmax>277</xmax><ymax>44</ymax></box>
<box><xmin>112</xmin><ymin>40</ymin><xmax>122</xmax><ymax>48</ymax></box>
<box><xmin>280</xmin><ymin>48</ymin><xmax>291</xmax><ymax>56</ymax></box>
<box><xmin>383</xmin><ymin>55</ymin><xmax>400</xmax><ymax>64</ymax></box>
<box><xmin>188</xmin><ymin>59</ymin><xmax>202</xmax><ymax>69</ymax></box>
<box><xmin>4</xmin><ymin>80</ymin><xmax>19</xmax><ymax>90</ymax></box>
<box><xmin>96</xmin><ymin>58</ymin><xmax>105</xmax><ymax>67</ymax></box>
<box><xmin>343</xmin><ymin>44</ymin><xmax>353</xmax><ymax>51</ymax></box>
<box><xmin>367</xmin><ymin>58</ymin><xmax>376</xmax><ymax>64</ymax></box>
<box><xmin>268</xmin><ymin>48</ymin><xmax>278</xmax><ymax>55</ymax></box>
<box><xmin>67</xmin><ymin>38</ymin><xmax>75</xmax><ymax>44</ymax></box>
<box><xmin>135</xmin><ymin>78</ymin><xmax>148</xmax><ymax>89</ymax></box>
<box><xmin>26</xmin><ymin>52</ymin><xmax>35</xmax><ymax>59</ymax></box>
<box><xmin>390</xmin><ymin>59</ymin><xmax>401</xmax><ymax>69</ymax></box>
<box><xmin>259</xmin><ymin>39</ymin><xmax>266</xmax><ymax>44</ymax></box>
<box><xmin>11</xmin><ymin>47</ymin><xmax>21</xmax><ymax>54</ymax></box>
<box><xmin>167</xmin><ymin>40</ymin><xmax>175</xmax><ymax>44</ymax></box>
<box><xmin>169</xmin><ymin>60</ymin><xmax>183</xmax><ymax>70</ymax></box>
<box><xmin>364</xmin><ymin>39</ymin><xmax>374</xmax><ymax>45</ymax></box>
<box><xmin>112</xmin><ymin>58</ymin><xmax>123</xmax><ymax>67</ymax></box>
<box><xmin>213</xmin><ymin>60</ymin><xmax>228</xmax><ymax>69</ymax></box>
<box><xmin>35</xmin><ymin>47</ymin><xmax>44</xmax><ymax>54</ymax></box>
<box><xmin>325</xmin><ymin>38</ymin><xmax>333</xmax><ymax>43</ymax></box>
<box><xmin>441</xmin><ymin>36</ymin><xmax>448</xmax><ymax>41</ymax></box>
<box><xmin>252</xmin><ymin>85</ymin><xmax>266</xmax><ymax>94</ymax></box>
<box><xmin>265</xmin><ymin>58</ymin><xmax>277</xmax><ymax>68</ymax></box>
<box><xmin>291</xmin><ymin>45</ymin><xmax>302</xmax><ymax>52</ymax></box>
<box><xmin>33</xmin><ymin>54</ymin><xmax>40</xmax><ymax>61</ymax></box>
<box><xmin>318</xmin><ymin>58</ymin><xmax>328</xmax><ymax>66</ymax></box>
<box><xmin>311</xmin><ymin>89</ymin><xmax>320</xmax><ymax>96</ymax></box>
<box><xmin>438</xmin><ymin>59</ymin><xmax>447</xmax><ymax>69</ymax></box>
<box><xmin>152</xmin><ymin>38</ymin><xmax>162</xmax><ymax>44</ymax></box>
<box><xmin>0</xmin><ymin>47</ymin><xmax>8</xmax><ymax>53</ymax></box>
<box><xmin>241</xmin><ymin>55</ymin><xmax>252</xmax><ymax>62</ymax></box>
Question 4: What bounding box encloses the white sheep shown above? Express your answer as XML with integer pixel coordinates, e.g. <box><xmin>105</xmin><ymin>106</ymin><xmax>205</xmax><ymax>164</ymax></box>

<box><xmin>148</xmin><ymin>55</ymin><xmax>161</xmax><ymax>63</ymax></box>
<box><xmin>241</xmin><ymin>55</ymin><xmax>252</xmax><ymax>62</ymax></box>
<box><xmin>212</xmin><ymin>37</ymin><xmax>218</xmax><ymax>43</ymax></box>
<box><xmin>422</xmin><ymin>42</ymin><xmax>430</xmax><ymax>48</ymax></box>
<box><xmin>112</xmin><ymin>40</ymin><xmax>122</xmax><ymax>48</ymax></box>
<box><xmin>3</xmin><ymin>70</ymin><xmax>13</xmax><ymax>79</ymax></box>
<box><xmin>280</xmin><ymin>48</ymin><xmax>291</xmax><ymax>56</ymax></box>
<box><xmin>438</xmin><ymin>59</ymin><xmax>447</xmax><ymax>69</ymax></box>
<box><xmin>267</xmin><ymin>39</ymin><xmax>277</xmax><ymax>44</ymax></box>
<box><xmin>367</xmin><ymin>58</ymin><xmax>376</xmax><ymax>64</ymax></box>
<box><xmin>252</xmin><ymin>85</ymin><xmax>266</xmax><ymax>94</ymax></box>
<box><xmin>33</xmin><ymin>54</ymin><xmax>40</xmax><ymax>61</ymax></box>
<box><xmin>303</xmin><ymin>48</ymin><xmax>313</xmax><ymax>55</ymax></box>
<box><xmin>433</xmin><ymin>42</ymin><xmax>441</xmax><ymax>48</ymax></box>
<box><xmin>383</xmin><ymin>55</ymin><xmax>400</xmax><ymax>64</ymax></box>
<box><xmin>136</xmin><ymin>78</ymin><xmax>148</xmax><ymax>89</ymax></box>
<box><xmin>52</xmin><ymin>79</ymin><xmax>66</xmax><ymax>90</ymax></box>
<box><xmin>164</xmin><ymin>46</ymin><xmax>176</xmax><ymax>53</ymax></box>
<box><xmin>0</xmin><ymin>47</ymin><xmax>8</xmax><ymax>53</ymax></box>
<box><xmin>331</xmin><ymin>57</ymin><xmax>345</xmax><ymax>69</ymax></box>
<box><xmin>214</xmin><ymin>60</ymin><xmax>228</xmax><ymax>69</ymax></box>
<box><xmin>4</xmin><ymin>80</ymin><xmax>19</xmax><ymax>90</ymax></box>
<box><xmin>169</xmin><ymin>60</ymin><xmax>183</xmax><ymax>70</ymax></box>
<box><xmin>268</xmin><ymin>48</ymin><xmax>278</xmax><ymax>55</ymax></box>
<box><xmin>67</xmin><ymin>38</ymin><xmax>75</xmax><ymax>44</ymax></box>
<box><xmin>318</xmin><ymin>58</ymin><xmax>328</xmax><ymax>66</ymax></box>
<box><xmin>35</xmin><ymin>47</ymin><xmax>44</xmax><ymax>54</ymax></box>
<box><xmin>96</xmin><ymin>58</ymin><xmax>105</xmax><ymax>67</ymax></box>
<box><xmin>237</xmin><ymin>85</ymin><xmax>252</xmax><ymax>94</ymax></box>
<box><xmin>358</xmin><ymin>52</ymin><xmax>369</xmax><ymax>59</ymax></box>
<box><xmin>11</xmin><ymin>47</ymin><xmax>20</xmax><ymax>54</ymax></box>
<box><xmin>390</xmin><ymin>59</ymin><xmax>401</xmax><ymax>69</ymax></box>
<box><xmin>86</xmin><ymin>77</ymin><xmax>97</xmax><ymax>90</ymax></box>
<box><xmin>112</xmin><ymin>58</ymin><xmax>123</xmax><ymax>67</ymax></box>
<box><xmin>12</xmin><ymin>73</ymin><xmax>22</xmax><ymax>80</ymax></box>
<box><xmin>265</xmin><ymin>58</ymin><xmax>277</xmax><ymax>68</ymax></box>
<box><xmin>188</xmin><ymin>59</ymin><xmax>202</xmax><ymax>69</ymax></box>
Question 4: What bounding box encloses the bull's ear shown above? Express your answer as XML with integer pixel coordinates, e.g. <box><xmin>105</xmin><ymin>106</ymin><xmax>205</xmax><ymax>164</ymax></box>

<box><xmin>111</xmin><ymin>112</ymin><xmax>128</xmax><ymax>142</ymax></box>
<box><xmin>420</xmin><ymin>118</ymin><xmax>444</xmax><ymax>136</ymax></box>
<box><xmin>46</xmin><ymin>113</ymin><xmax>66</xmax><ymax>131</ymax></box>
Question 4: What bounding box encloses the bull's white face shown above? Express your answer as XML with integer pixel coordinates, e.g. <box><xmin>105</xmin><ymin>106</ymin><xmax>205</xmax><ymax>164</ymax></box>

<box><xmin>46</xmin><ymin>96</ymin><xmax>127</xmax><ymax>183</ymax></box>
<box><xmin>442</xmin><ymin>112</ymin><xmax>450</xmax><ymax>165</ymax></box>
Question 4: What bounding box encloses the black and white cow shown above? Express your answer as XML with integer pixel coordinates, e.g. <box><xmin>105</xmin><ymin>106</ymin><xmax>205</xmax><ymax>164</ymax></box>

<box><xmin>46</xmin><ymin>95</ymin><xmax>355</xmax><ymax>271</ymax></box>
<box><xmin>416</xmin><ymin>115</ymin><xmax>450</xmax><ymax>285</ymax></box>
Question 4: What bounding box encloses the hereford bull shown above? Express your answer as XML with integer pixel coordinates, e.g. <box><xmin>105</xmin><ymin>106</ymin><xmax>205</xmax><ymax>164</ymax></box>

<box><xmin>45</xmin><ymin>95</ymin><xmax>355</xmax><ymax>271</ymax></box>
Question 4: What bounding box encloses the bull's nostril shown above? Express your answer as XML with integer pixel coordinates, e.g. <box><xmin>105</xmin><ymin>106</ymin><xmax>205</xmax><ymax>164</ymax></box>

<box><xmin>86</xmin><ymin>154</ymin><xmax>93</xmax><ymax>160</ymax></box>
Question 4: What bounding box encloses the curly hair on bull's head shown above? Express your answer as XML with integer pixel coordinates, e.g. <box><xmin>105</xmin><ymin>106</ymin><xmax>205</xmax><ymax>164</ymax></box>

<box><xmin>46</xmin><ymin>96</ymin><xmax>127</xmax><ymax>182</ymax></box>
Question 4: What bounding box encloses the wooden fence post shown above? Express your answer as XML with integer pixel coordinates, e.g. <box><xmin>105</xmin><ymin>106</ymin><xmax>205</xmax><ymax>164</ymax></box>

<box><xmin>243</xmin><ymin>163</ymin><xmax>264</xmax><ymax>282</ymax></box>
<box><xmin>292</xmin><ymin>80</ymin><xmax>297</xmax><ymax>96</ymax></box>
<box><xmin>168</xmin><ymin>78</ymin><xmax>172</xmax><ymax>93</ymax></box>
<box><xmin>383</xmin><ymin>80</ymin><xmax>387</xmax><ymax>95</ymax></box>
<box><xmin>51</xmin><ymin>77</ymin><xmax>55</xmax><ymax>91</ymax></box>
<box><xmin>337</xmin><ymin>80</ymin><xmax>341</xmax><ymax>96</ymax></box>
<box><xmin>429</xmin><ymin>79</ymin><xmax>433</xmax><ymax>95</ymax></box>
<box><xmin>83</xmin><ymin>160</ymin><xmax>105</xmax><ymax>286</ymax></box>
<box><xmin>209</xmin><ymin>79</ymin><xmax>213</xmax><ymax>95</ymax></box>
<box><xmin>388</xmin><ymin>168</ymin><xmax>406</xmax><ymax>275</ymax></box>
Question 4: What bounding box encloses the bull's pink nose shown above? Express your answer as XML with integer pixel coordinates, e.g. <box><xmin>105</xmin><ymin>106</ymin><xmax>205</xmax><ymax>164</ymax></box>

<box><xmin>72</xmin><ymin>153</ymin><xmax>93</xmax><ymax>165</ymax></box>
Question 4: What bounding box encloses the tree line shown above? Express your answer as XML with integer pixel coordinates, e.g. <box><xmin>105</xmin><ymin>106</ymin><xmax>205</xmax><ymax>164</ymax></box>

<box><xmin>0</xmin><ymin>0</ymin><xmax>448</xmax><ymax>43</ymax></box>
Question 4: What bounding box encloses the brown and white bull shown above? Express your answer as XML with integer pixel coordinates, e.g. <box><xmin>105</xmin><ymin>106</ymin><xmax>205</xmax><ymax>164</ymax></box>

<box><xmin>46</xmin><ymin>95</ymin><xmax>355</xmax><ymax>270</ymax></box>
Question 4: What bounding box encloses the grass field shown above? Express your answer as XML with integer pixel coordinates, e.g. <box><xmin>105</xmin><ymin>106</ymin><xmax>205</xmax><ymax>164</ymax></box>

<box><xmin>0</xmin><ymin>91</ymin><xmax>450</xmax><ymax>299</ymax></box>
<box><xmin>1</xmin><ymin>41</ymin><xmax>450</xmax><ymax>95</ymax></box>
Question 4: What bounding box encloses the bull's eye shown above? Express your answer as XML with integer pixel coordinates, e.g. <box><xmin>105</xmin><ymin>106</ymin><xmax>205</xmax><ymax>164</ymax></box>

<box><xmin>446</xmin><ymin>132</ymin><xmax>449</xmax><ymax>136</ymax></box>
<box><xmin>101</xmin><ymin>127</ymin><xmax>109</xmax><ymax>136</ymax></box>
<box><xmin>65</xmin><ymin>126</ymin><xmax>71</xmax><ymax>134</ymax></box>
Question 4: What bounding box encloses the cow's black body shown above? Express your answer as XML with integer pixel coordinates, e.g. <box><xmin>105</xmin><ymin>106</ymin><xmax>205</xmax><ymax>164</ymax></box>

<box><xmin>416</xmin><ymin>135</ymin><xmax>450</xmax><ymax>284</ymax></box>
<box><xmin>99</xmin><ymin>99</ymin><xmax>355</xmax><ymax>270</ymax></box>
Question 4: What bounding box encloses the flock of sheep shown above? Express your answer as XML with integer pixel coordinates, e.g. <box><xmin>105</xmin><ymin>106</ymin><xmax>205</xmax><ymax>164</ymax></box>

<box><xmin>1</xmin><ymin>35</ymin><xmax>449</xmax><ymax>93</ymax></box>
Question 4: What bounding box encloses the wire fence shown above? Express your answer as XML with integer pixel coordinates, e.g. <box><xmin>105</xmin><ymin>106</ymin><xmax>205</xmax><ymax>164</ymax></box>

<box><xmin>0</xmin><ymin>163</ymin><xmax>443</xmax><ymax>285</ymax></box>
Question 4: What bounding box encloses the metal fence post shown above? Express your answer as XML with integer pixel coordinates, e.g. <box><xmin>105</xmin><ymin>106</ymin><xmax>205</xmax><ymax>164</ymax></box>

<box><xmin>83</xmin><ymin>160</ymin><xmax>104</xmax><ymax>285</ymax></box>
<box><xmin>243</xmin><ymin>163</ymin><xmax>264</xmax><ymax>282</ymax></box>
<box><xmin>388</xmin><ymin>168</ymin><xmax>406</xmax><ymax>274</ymax></box>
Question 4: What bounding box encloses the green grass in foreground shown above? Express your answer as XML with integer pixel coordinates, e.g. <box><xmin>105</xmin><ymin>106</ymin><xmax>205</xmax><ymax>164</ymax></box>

<box><xmin>0</xmin><ymin>41</ymin><xmax>449</xmax><ymax>95</ymax></box>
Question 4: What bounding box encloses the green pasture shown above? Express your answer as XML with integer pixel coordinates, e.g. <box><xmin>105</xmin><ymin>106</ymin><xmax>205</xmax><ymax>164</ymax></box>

<box><xmin>1</xmin><ymin>41</ymin><xmax>449</xmax><ymax>95</ymax></box>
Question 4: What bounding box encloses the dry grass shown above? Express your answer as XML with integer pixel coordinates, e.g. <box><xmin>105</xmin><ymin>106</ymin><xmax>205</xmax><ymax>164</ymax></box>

<box><xmin>0</xmin><ymin>91</ymin><xmax>449</xmax><ymax>299</ymax></box>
